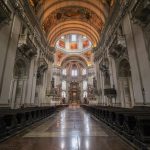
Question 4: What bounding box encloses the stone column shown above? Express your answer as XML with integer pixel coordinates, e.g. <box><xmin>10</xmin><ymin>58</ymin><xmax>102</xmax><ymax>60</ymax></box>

<box><xmin>9</xmin><ymin>79</ymin><xmax>17</xmax><ymax>108</ymax></box>
<box><xmin>42</xmin><ymin>71</ymin><xmax>47</xmax><ymax>105</ymax></box>
<box><xmin>45</xmin><ymin>62</ymin><xmax>53</xmax><ymax>105</ymax></box>
<box><xmin>108</xmin><ymin>56</ymin><xmax>120</xmax><ymax>106</ymax></box>
<box><xmin>131</xmin><ymin>23</ymin><xmax>150</xmax><ymax>105</ymax></box>
<box><xmin>21</xmin><ymin>79</ymin><xmax>27</xmax><ymax>105</ymax></box>
<box><xmin>0</xmin><ymin>14</ymin><xmax>21</xmax><ymax>106</ymax></box>
<box><xmin>95</xmin><ymin>61</ymin><xmax>101</xmax><ymax>103</ymax></box>
<box><xmin>31</xmin><ymin>50</ymin><xmax>40</xmax><ymax>105</ymax></box>
<box><xmin>0</xmin><ymin>19</ymin><xmax>12</xmax><ymax>94</ymax></box>
<box><xmin>25</xmin><ymin>56</ymin><xmax>37</xmax><ymax>106</ymax></box>
<box><xmin>46</xmin><ymin>63</ymin><xmax>53</xmax><ymax>95</ymax></box>
<box><xmin>123</xmin><ymin>13</ymin><xmax>144</xmax><ymax>106</ymax></box>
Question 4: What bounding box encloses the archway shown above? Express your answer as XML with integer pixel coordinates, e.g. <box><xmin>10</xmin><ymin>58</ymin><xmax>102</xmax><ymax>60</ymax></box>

<box><xmin>118</xmin><ymin>59</ymin><xmax>134</xmax><ymax>108</ymax></box>
<box><xmin>13</xmin><ymin>59</ymin><xmax>28</xmax><ymax>108</ymax></box>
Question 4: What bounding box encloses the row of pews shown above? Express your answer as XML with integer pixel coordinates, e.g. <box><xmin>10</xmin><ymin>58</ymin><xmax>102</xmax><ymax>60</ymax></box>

<box><xmin>81</xmin><ymin>105</ymin><xmax>150</xmax><ymax>150</ymax></box>
<box><xmin>0</xmin><ymin>105</ymin><xmax>68</xmax><ymax>141</ymax></box>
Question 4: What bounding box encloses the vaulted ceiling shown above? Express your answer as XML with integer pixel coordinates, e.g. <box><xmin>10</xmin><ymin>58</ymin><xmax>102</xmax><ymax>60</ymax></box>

<box><xmin>30</xmin><ymin>0</ymin><xmax>115</xmax><ymax>66</ymax></box>
<box><xmin>30</xmin><ymin>0</ymin><xmax>115</xmax><ymax>46</ymax></box>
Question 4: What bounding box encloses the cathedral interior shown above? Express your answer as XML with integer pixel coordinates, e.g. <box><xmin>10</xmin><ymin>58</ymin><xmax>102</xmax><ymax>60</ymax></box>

<box><xmin>0</xmin><ymin>0</ymin><xmax>150</xmax><ymax>149</ymax></box>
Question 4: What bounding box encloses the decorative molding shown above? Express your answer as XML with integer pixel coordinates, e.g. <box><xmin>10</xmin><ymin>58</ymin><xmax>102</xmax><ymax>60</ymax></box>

<box><xmin>109</xmin><ymin>34</ymin><xmax>126</xmax><ymax>58</ymax></box>
<box><xmin>0</xmin><ymin>0</ymin><xmax>11</xmax><ymax>26</ymax></box>
<box><xmin>131</xmin><ymin>0</ymin><xmax>150</xmax><ymax>27</ymax></box>
<box><xmin>94</xmin><ymin>0</ymin><xmax>132</xmax><ymax>62</ymax></box>
<box><xmin>18</xmin><ymin>34</ymin><xmax>37</xmax><ymax>59</ymax></box>
<box><xmin>43</xmin><ymin>6</ymin><xmax>103</xmax><ymax>34</ymax></box>
<box><xmin>10</xmin><ymin>0</ymin><xmax>54</xmax><ymax>62</ymax></box>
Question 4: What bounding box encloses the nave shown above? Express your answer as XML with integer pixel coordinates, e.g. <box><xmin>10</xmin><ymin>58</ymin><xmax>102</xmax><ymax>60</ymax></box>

<box><xmin>0</xmin><ymin>107</ymin><xmax>134</xmax><ymax>150</ymax></box>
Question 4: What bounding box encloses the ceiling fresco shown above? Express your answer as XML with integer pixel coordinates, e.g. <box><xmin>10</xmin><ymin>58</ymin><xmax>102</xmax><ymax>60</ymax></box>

<box><xmin>28</xmin><ymin>0</ymin><xmax>116</xmax><ymax>67</ymax></box>
<box><xmin>42</xmin><ymin>6</ymin><xmax>103</xmax><ymax>34</ymax></box>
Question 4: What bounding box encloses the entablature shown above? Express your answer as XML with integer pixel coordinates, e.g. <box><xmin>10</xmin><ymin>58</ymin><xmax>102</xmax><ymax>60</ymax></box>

<box><xmin>18</xmin><ymin>34</ymin><xmax>37</xmax><ymax>59</ymax></box>
<box><xmin>109</xmin><ymin>34</ymin><xmax>126</xmax><ymax>58</ymax></box>
<box><xmin>94</xmin><ymin>0</ymin><xmax>132</xmax><ymax>62</ymax></box>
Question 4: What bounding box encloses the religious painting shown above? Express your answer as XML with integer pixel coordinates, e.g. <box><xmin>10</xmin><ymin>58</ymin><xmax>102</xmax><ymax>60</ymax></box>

<box><xmin>83</xmin><ymin>40</ymin><xmax>89</xmax><ymax>48</ymax></box>
<box><xmin>59</xmin><ymin>40</ymin><xmax>65</xmax><ymax>48</ymax></box>
<box><xmin>43</xmin><ymin>6</ymin><xmax>103</xmax><ymax>34</ymax></box>
<box><xmin>56</xmin><ymin>51</ymin><xmax>64</xmax><ymax>65</ymax></box>
<box><xmin>83</xmin><ymin>51</ymin><xmax>92</xmax><ymax>61</ymax></box>
<box><xmin>70</xmin><ymin>43</ymin><xmax>78</xmax><ymax>49</ymax></box>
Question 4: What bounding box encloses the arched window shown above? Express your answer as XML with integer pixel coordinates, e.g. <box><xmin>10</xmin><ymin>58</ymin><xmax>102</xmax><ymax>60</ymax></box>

<box><xmin>83</xmin><ymin>80</ymin><xmax>87</xmax><ymax>90</ymax></box>
<box><xmin>62</xmin><ymin>80</ymin><xmax>66</xmax><ymax>90</ymax></box>
<box><xmin>62</xmin><ymin>69</ymin><xmax>66</xmax><ymax>75</ymax></box>
<box><xmin>62</xmin><ymin>91</ymin><xmax>66</xmax><ymax>98</ymax></box>
<box><xmin>82</xmin><ymin>69</ymin><xmax>86</xmax><ymax>75</ymax></box>
<box><xmin>83</xmin><ymin>91</ymin><xmax>87</xmax><ymax>97</ymax></box>
<box><xmin>71</xmin><ymin>34</ymin><xmax>77</xmax><ymax>42</ymax></box>
<box><xmin>72</xmin><ymin>69</ymin><xmax>77</xmax><ymax>77</ymax></box>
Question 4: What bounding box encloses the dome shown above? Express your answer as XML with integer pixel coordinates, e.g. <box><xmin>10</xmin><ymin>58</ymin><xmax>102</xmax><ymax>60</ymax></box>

<box><xmin>55</xmin><ymin>34</ymin><xmax>93</xmax><ymax>54</ymax></box>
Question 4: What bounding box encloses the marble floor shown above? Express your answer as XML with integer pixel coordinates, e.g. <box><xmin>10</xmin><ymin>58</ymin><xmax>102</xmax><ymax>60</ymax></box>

<box><xmin>0</xmin><ymin>106</ymin><xmax>135</xmax><ymax>150</ymax></box>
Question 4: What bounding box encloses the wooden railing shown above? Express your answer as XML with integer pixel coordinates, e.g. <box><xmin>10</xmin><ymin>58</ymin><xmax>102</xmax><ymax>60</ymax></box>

<box><xmin>0</xmin><ymin>105</ymin><xmax>68</xmax><ymax>141</ymax></box>
<box><xmin>81</xmin><ymin>105</ymin><xmax>150</xmax><ymax>149</ymax></box>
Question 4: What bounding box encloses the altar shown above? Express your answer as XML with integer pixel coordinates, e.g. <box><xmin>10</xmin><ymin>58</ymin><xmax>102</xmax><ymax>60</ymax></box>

<box><xmin>68</xmin><ymin>81</ymin><xmax>80</xmax><ymax>104</ymax></box>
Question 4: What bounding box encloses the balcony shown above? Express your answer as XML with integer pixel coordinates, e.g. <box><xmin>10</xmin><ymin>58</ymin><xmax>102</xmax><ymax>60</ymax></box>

<box><xmin>18</xmin><ymin>34</ymin><xmax>37</xmax><ymax>59</ymax></box>
<box><xmin>109</xmin><ymin>35</ymin><xmax>126</xmax><ymax>58</ymax></box>
<box><xmin>0</xmin><ymin>0</ymin><xmax>11</xmax><ymax>25</ymax></box>
<box><xmin>131</xmin><ymin>0</ymin><xmax>150</xmax><ymax>27</ymax></box>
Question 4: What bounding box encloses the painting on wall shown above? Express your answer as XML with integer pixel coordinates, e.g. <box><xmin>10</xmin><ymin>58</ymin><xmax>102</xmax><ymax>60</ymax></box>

<box><xmin>59</xmin><ymin>40</ymin><xmax>65</xmax><ymax>48</ymax></box>
<box><xmin>43</xmin><ymin>6</ymin><xmax>103</xmax><ymax>34</ymax></box>
<box><xmin>70</xmin><ymin>43</ymin><xmax>78</xmax><ymax>49</ymax></box>
<box><xmin>83</xmin><ymin>40</ymin><xmax>89</xmax><ymax>48</ymax></box>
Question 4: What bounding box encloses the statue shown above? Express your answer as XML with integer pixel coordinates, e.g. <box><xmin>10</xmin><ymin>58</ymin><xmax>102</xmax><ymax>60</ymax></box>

<box><xmin>93</xmin><ymin>77</ymin><xmax>97</xmax><ymax>89</ymax></box>
<box><xmin>51</xmin><ymin>77</ymin><xmax>55</xmax><ymax>88</ymax></box>
<box><xmin>62</xmin><ymin>97</ymin><xmax>65</xmax><ymax>104</ymax></box>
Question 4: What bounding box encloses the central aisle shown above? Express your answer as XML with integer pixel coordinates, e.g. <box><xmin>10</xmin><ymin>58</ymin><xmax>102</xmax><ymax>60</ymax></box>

<box><xmin>0</xmin><ymin>107</ymin><xmax>134</xmax><ymax>150</ymax></box>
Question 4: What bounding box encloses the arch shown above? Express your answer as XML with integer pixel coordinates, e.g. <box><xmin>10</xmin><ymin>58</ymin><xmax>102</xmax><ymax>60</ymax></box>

<box><xmin>118</xmin><ymin>59</ymin><xmax>131</xmax><ymax>77</ymax></box>
<box><xmin>118</xmin><ymin>59</ymin><xmax>133</xmax><ymax>108</ymax></box>
<box><xmin>39</xmin><ymin>1</ymin><xmax>107</xmax><ymax>46</ymax></box>
<box><xmin>14</xmin><ymin>59</ymin><xmax>27</xmax><ymax>78</ymax></box>
<box><xmin>61</xmin><ymin>55</ymin><xmax>88</xmax><ymax>67</ymax></box>
<box><xmin>40</xmin><ymin>0</ymin><xmax>107</xmax><ymax>23</ymax></box>
<box><xmin>99</xmin><ymin>58</ymin><xmax>110</xmax><ymax>88</ymax></box>
<box><xmin>48</xmin><ymin>21</ymin><xmax>99</xmax><ymax>46</ymax></box>
<box><xmin>12</xmin><ymin>59</ymin><xmax>28</xmax><ymax>108</ymax></box>
<box><xmin>36</xmin><ymin>64</ymin><xmax>48</xmax><ymax>86</ymax></box>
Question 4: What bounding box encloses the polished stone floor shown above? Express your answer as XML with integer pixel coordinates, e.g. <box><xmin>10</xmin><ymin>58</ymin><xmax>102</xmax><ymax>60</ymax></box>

<box><xmin>0</xmin><ymin>106</ymin><xmax>134</xmax><ymax>150</ymax></box>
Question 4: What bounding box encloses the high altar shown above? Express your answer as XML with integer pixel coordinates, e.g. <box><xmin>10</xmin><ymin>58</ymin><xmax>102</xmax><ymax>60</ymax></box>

<box><xmin>68</xmin><ymin>81</ymin><xmax>80</xmax><ymax>104</ymax></box>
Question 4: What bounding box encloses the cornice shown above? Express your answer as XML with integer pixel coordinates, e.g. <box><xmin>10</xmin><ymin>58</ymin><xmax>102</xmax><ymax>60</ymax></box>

<box><xmin>10</xmin><ymin>0</ymin><xmax>55</xmax><ymax>62</ymax></box>
<box><xmin>94</xmin><ymin>0</ymin><xmax>132</xmax><ymax>62</ymax></box>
